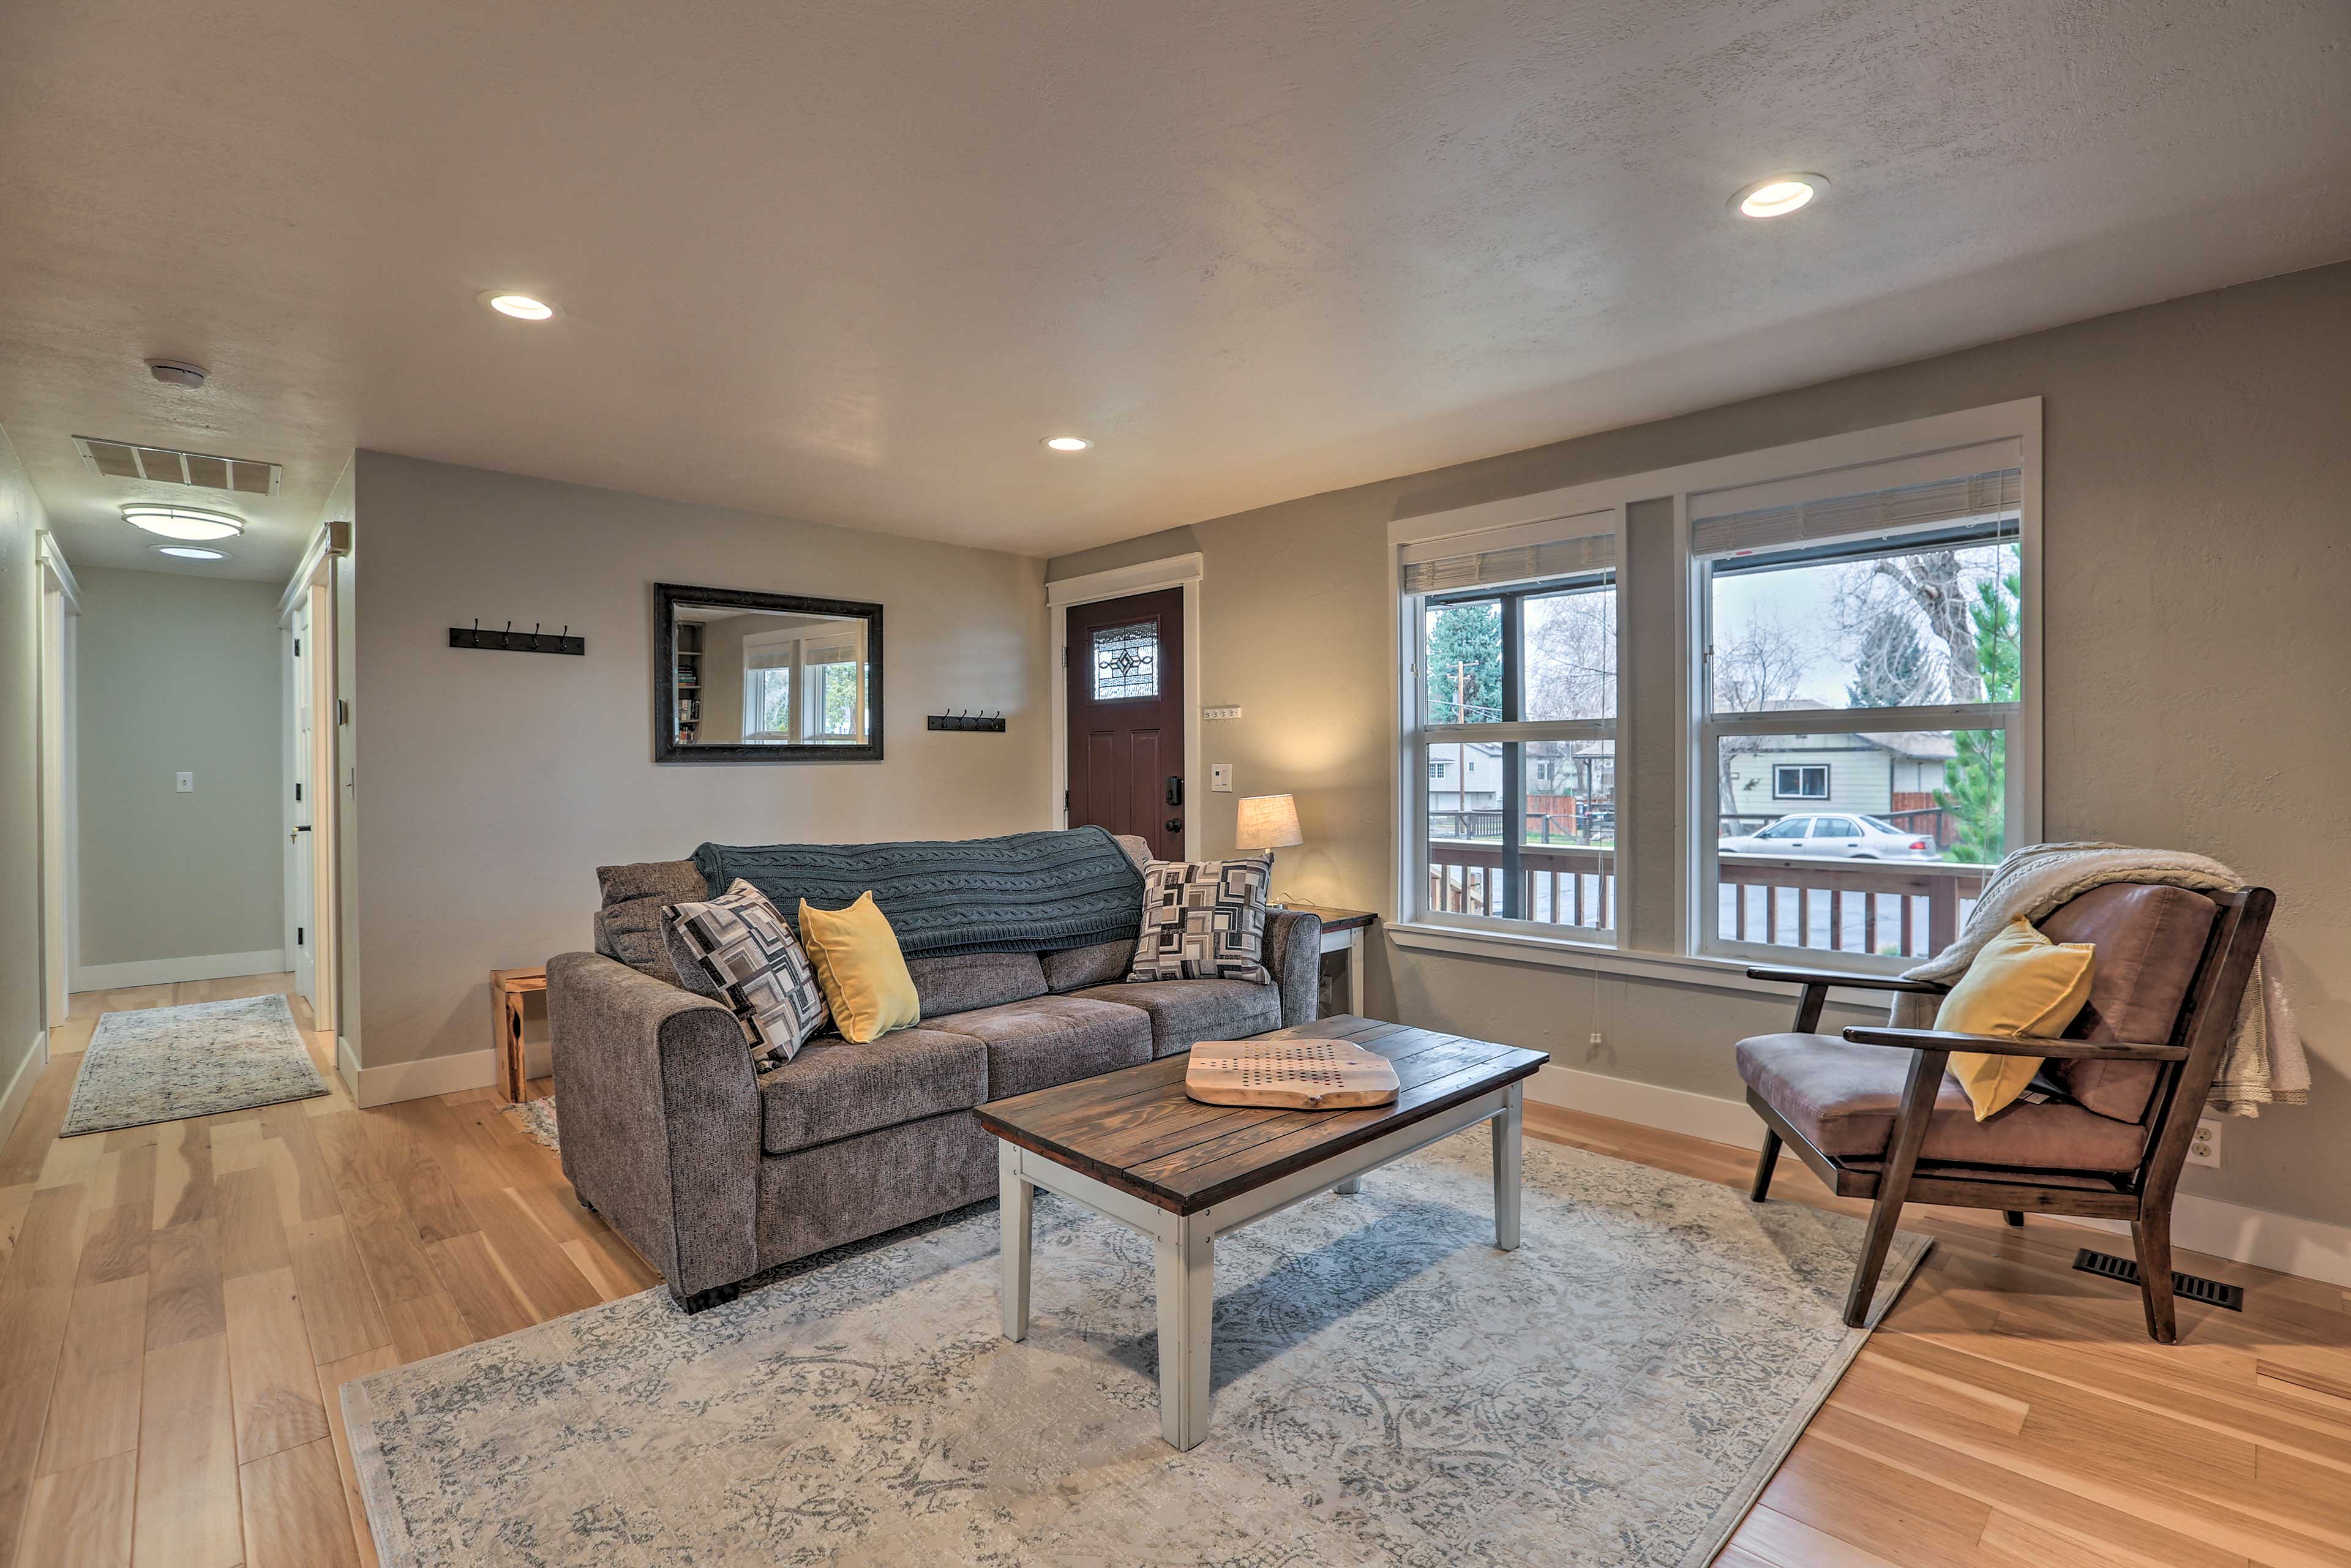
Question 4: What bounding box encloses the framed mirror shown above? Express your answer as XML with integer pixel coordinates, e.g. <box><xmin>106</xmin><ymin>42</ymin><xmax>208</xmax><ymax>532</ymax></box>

<box><xmin>654</xmin><ymin>582</ymin><xmax>883</xmax><ymax>763</ymax></box>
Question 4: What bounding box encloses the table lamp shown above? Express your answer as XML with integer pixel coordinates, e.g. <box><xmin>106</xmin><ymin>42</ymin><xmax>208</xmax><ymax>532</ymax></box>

<box><xmin>1234</xmin><ymin>793</ymin><xmax>1303</xmax><ymax>902</ymax></box>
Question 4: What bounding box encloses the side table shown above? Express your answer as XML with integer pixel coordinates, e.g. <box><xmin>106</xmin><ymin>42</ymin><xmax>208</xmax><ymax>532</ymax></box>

<box><xmin>492</xmin><ymin>965</ymin><xmax>549</xmax><ymax>1103</ymax></box>
<box><xmin>1277</xmin><ymin>904</ymin><xmax>1378</xmax><ymax>1017</ymax></box>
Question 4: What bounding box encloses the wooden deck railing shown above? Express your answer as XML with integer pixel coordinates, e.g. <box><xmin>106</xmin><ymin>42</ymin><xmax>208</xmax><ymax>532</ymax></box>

<box><xmin>1427</xmin><ymin>841</ymin><xmax>1991</xmax><ymax>957</ymax></box>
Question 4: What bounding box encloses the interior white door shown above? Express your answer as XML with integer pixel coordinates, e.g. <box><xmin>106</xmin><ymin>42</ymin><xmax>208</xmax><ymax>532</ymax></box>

<box><xmin>290</xmin><ymin>604</ymin><xmax>317</xmax><ymax>1007</ymax></box>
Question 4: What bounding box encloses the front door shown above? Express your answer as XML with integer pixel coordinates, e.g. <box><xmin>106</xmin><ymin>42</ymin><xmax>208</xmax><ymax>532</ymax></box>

<box><xmin>1065</xmin><ymin>588</ymin><xmax>1185</xmax><ymax>860</ymax></box>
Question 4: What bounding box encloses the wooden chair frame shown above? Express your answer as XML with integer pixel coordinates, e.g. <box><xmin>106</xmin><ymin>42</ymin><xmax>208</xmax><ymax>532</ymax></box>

<box><xmin>1744</xmin><ymin>887</ymin><xmax>2273</xmax><ymax>1341</ymax></box>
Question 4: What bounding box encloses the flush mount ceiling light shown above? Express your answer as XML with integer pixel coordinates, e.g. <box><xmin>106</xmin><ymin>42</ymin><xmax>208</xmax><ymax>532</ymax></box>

<box><xmin>1041</xmin><ymin>435</ymin><xmax>1093</xmax><ymax>452</ymax></box>
<box><xmin>153</xmin><ymin>544</ymin><xmax>231</xmax><ymax>561</ymax></box>
<box><xmin>1731</xmin><ymin>173</ymin><xmax>1828</xmax><ymax>218</ymax></box>
<box><xmin>481</xmin><ymin>291</ymin><xmax>557</xmax><ymax>320</ymax></box>
<box><xmin>122</xmin><ymin>503</ymin><xmax>245</xmax><ymax>541</ymax></box>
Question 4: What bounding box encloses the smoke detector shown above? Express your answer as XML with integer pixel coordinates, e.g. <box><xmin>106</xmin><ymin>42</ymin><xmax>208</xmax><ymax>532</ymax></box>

<box><xmin>146</xmin><ymin>359</ymin><xmax>209</xmax><ymax>389</ymax></box>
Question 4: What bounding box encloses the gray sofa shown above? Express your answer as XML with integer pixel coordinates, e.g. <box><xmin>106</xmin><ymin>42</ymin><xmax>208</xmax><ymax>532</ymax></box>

<box><xmin>547</xmin><ymin>833</ymin><xmax>1322</xmax><ymax>1311</ymax></box>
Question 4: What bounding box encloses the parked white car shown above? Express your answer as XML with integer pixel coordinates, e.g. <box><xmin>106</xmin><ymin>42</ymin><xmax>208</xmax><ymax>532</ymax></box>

<box><xmin>1718</xmin><ymin>813</ymin><xmax>1938</xmax><ymax>860</ymax></box>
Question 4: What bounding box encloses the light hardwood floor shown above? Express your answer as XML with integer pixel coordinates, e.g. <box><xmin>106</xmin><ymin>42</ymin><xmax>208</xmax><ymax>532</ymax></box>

<box><xmin>0</xmin><ymin>975</ymin><xmax>2344</xmax><ymax>1567</ymax></box>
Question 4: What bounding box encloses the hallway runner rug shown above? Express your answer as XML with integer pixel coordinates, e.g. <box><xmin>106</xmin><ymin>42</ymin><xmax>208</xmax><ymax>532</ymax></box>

<box><xmin>345</xmin><ymin>1131</ymin><xmax>1930</xmax><ymax>1568</ymax></box>
<box><xmin>61</xmin><ymin>992</ymin><xmax>330</xmax><ymax>1135</ymax></box>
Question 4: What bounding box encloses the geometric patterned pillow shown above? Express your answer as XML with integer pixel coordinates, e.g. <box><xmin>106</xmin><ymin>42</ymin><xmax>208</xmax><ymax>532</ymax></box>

<box><xmin>1125</xmin><ymin>856</ymin><xmax>1272</xmax><ymax>985</ymax></box>
<box><xmin>661</xmin><ymin>880</ymin><xmax>830</xmax><ymax>1064</ymax></box>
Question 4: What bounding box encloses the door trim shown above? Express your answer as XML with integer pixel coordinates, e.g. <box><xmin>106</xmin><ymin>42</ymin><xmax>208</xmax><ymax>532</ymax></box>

<box><xmin>1048</xmin><ymin>553</ymin><xmax>1203</xmax><ymax>861</ymax></box>
<box><xmin>36</xmin><ymin>533</ymin><xmax>80</xmax><ymax>1032</ymax></box>
<box><xmin>280</xmin><ymin>520</ymin><xmax>350</xmax><ymax>1037</ymax></box>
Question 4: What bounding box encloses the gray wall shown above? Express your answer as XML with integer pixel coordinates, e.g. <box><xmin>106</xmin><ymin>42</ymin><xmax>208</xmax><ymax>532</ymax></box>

<box><xmin>73</xmin><ymin>566</ymin><xmax>287</xmax><ymax>971</ymax></box>
<box><xmin>0</xmin><ymin>426</ymin><xmax>48</xmax><ymax>1116</ymax></box>
<box><xmin>347</xmin><ymin>451</ymin><xmax>1052</xmax><ymax>1069</ymax></box>
<box><xmin>1048</xmin><ymin>260</ymin><xmax>2351</xmax><ymax>1229</ymax></box>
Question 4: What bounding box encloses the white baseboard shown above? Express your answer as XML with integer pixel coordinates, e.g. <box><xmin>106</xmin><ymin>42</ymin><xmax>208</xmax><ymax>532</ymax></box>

<box><xmin>1525</xmin><ymin>1063</ymin><xmax>2351</xmax><ymax>1290</ymax></box>
<box><xmin>353</xmin><ymin>1047</ymin><xmax>495</xmax><ymax>1109</ymax></box>
<box><xmin>0</xmin><ymin>1030</ymin><xmax>48</xmax><ymax>1150</ymax></box>
<box><xmin>335</xmin><ymin>1035</ymin><xmax>361</xmax><ymax>1099</ymax></box>
<box><xmin>73</xmin><ymin>948</ymin><xmax>288</xmax><ymax>991</ymax></box>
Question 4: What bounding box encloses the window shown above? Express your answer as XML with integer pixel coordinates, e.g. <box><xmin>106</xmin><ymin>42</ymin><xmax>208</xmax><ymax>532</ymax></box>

<box><xmin>1387</xmin><ymin>401</ymin><xmax>2038</xmax><ymax>985</ymax></box>
<box><xmin>1091</xmin><ymin>620</ymin><xmax>1158</xmax><ymax>700</ymax></box>
<box><xmin>1774</xmin><ymin>763</ymin><xmax>1829</xmax><ymax>800</ymax></box>
<box><xmin>1698</xmin><ymin>445</ymin><xmax>2024</xmax><ymax>965</ymax></box>
<box><xmin>743</xmin><ymin>626</ymin><xmax>868</xmax><ymax>745</ymax></box>
<box><xmin>1401</xmin><ymin>514</ymin><xmax>1618</xmax><ymax>941</ymax></box>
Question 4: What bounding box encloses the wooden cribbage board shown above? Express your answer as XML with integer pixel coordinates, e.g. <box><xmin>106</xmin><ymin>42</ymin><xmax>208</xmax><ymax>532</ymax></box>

<box><xmin>1183</xmin><ymin>1037</ymin><xmax>1401</xmax><ymax>1109</ymax></box>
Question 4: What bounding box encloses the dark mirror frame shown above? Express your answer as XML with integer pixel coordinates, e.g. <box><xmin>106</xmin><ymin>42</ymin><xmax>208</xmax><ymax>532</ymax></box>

<box><xmin>653</xmin><ymin>581</ymin><xmax>885</xmax><ymax>764</ymax></box>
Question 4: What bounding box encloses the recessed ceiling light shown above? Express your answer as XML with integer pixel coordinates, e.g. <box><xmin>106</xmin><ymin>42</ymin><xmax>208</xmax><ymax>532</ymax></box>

<box><xmin>154</xmin><ymin>544</ymin><xmax>230</xmax><ymax>561</ymax></box>
<box><xmin>1732</xmin><ymin>173</ymin><xmax>1827</xmax><ymax>219</ymax></box>
<box><xmin>482</xmin><ymin>291</ymin><xmax>557</xmax><ymax>320</ymax></box>
<box><xmin>1041</xmin><ymin>435</ymin><xmax>1092</xmax><ymax>452</ymax></box>
<box><xmin>122</xmin><ymin>503</ymin><xmax>245</xmax><ymax>541</ymax></box>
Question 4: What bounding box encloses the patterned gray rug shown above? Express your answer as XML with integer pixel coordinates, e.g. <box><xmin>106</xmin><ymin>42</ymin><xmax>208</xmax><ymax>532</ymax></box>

<box><xmin>62</xmin><ymin>992</ymin><xmax>329</xmax><ymax>1136</ymax></box>
<box><xmin>506</xmin><ymin>1093</ymin><xmax>560</xmax><ymax>1150</ymax></box>
<box><xmin>343</xmin><ymin>1130</ymin><xmax>1927</xmax><ymax>1567</ymax></box>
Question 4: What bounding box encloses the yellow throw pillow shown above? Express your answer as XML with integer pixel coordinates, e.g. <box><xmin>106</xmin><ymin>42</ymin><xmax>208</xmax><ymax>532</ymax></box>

<box><xmin>797</xmin><ymin>893</ymin><xmax>920</xmax><ymax>1045</ymax></box>
<box><xmin>1934</xmin><ymin>917</ymin><xmax>2095</xmax><ymax>1120</ymax></box>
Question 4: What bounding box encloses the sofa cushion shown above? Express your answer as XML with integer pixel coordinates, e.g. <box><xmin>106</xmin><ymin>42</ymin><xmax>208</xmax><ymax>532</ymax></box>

<box><xmin>1070</xmin><ymin>978</ymin><xmax>1280</xmax><ymax>1058</ymax></box>
<box><xmin>594</xmin><ymin>859</ymin><xmax>706</xmax><ymax>983</ymax></box>
<box><xmin>757</xmin><ymin>1027</ymin><xmax>988</xmax><ymax>1155</ymax></box>
<box><xmin>1128</xmin><ymin>856</ymin><xmax>1273</xmax><ymax>984</ymax></box>
<box><xmin>907</xmin><ymin>951</ymin><xmax>1048</xmax><ymax>1018</ymax></box>
<box><xmin>2039</xmin><ymin>883</ymin><xmax>2219</xmax><ymax>1123</ymax></box>
<box><xmin>929</xmin><ymin>996</ymin><xmax>1152</xmax><ymax>1100</ymax></box>
<box><xmin>1041</xmin><ymin>939</ymin><xmax>1136</xmax><ymax>993</ymax></box>
<box><xmin>661</xmin><ymin>880</ymin><xmax>831</xmax><ymax>1063</ymax></box>
<box><xmin>1736</xmin><ymin>1032</ymin><xmax>2148</xmax><ymax>1172</ymax></box>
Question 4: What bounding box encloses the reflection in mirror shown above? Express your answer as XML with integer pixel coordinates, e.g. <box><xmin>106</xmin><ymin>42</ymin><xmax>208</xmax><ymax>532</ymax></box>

<box><xmin>656</xmin><ymin>584</ymin><xmax>882</xmax><ymax>762</ymax></box>
<box><xmin>674</xmin><ymin>606</ymin><xmax>871</xmax><ymax>746</ymax></box>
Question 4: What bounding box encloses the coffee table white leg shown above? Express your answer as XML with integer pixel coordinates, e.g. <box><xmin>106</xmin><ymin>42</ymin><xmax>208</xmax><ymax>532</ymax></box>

<box><xmin>999</xmin><ymin>1142</ymin><xmax>1033</xmax><ymax>1341</ymax></box>
<box><xmin>1493</xmin><ymin>1082</ymin><xmax>1523</xmax><ymax>1251</ymax></box>
<box><xmin>1154</xmin><ymin>1214</ymin><xmax>1214</xmax><ymax>1450</ymax></box>
<box><xmin>1332</xmin><ymin>1175</ymin><xmax>1362</xmax><ymax>1195</ymax></box>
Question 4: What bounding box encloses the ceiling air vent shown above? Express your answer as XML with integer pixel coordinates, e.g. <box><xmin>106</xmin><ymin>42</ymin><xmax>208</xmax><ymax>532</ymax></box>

<box><xmin>73</xmin><ymin>436</ymin><xmax>281</xmax><ymax>497</ymax></box>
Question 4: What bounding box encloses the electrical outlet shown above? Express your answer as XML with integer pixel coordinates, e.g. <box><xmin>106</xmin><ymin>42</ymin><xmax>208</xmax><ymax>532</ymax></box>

<box><xmin>1209</xmin><ymin>763</ymin><xmax>1233</xmax><ymax>792</ymax></box>
<box><xmin>2186</xmin><ymin>1117</ymin><xmax>2222</xmax><ymax>1168</ymax></box>
<box><xmin>1587</xmin><ymin>1032</ymin><xmax>1603</xmax><ymax>1047</ymax></box>
<box><xmin>175</xmin><ymin>771</ymin><xmax>194</xmax><ymax>793</ymax></box>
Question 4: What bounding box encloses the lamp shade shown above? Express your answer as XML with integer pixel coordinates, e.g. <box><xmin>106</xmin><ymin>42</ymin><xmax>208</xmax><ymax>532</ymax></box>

<box><xmin>1234</xmin><ymin>793</ymin><xmax>1302</xmax><ymax>852</ymax></box>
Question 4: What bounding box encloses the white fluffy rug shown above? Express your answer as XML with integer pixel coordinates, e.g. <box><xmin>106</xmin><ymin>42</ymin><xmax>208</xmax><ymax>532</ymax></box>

<box><xmin>62</xmin><ymin>992</ymin><xmax>328</xmax><ymax>1136</ymax></box>
<box><xmin>345</xmin><ymin>1129</ymin><xmax>1925</xmax><ymax>1567</ymax></box>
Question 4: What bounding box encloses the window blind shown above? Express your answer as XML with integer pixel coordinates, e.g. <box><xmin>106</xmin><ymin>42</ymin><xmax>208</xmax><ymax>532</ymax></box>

<box><xmin>745</xmin><ymin>641</ymin><xmax>797</xmax><ymax>671</ymax></box>
<box><xmin>1692</xmin><ymin>468</ymin><xmax>2020</xmax><ymax>560</ymax></box>
<box><xmin>1400</xmin><ymin>527</ymin><xmax>1614</xmax><ymax>595</ymax></box>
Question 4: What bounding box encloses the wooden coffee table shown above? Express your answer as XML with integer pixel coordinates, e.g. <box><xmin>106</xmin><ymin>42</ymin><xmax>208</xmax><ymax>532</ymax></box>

<box><xmin>975</xmin><ymin>1016</ymin><xmax>1548</xmax><ymax>1450</ymax></box>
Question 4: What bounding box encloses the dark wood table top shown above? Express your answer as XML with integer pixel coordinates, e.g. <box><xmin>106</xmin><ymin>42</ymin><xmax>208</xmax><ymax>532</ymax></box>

<box><xmin>1277</xmin><ymin>903</ymin><xmax>1377</xmax><ymax>932</ymax></box>
<box><xmin>975</xmin><ymin>1016</ymin><xmax>1547</xmax><ymax>1216</ymax></box>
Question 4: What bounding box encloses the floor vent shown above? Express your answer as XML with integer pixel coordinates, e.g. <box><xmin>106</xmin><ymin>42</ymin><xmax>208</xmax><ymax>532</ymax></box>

<box><xmin>2072</xmin><ymin>1248</ymin><xmax>2244</xmax><ymax>1311</ymax></box>
<box><xmin>73</xmin><ymin>435</ymin><xmax>281</xmax><ymax>496</ymax></box>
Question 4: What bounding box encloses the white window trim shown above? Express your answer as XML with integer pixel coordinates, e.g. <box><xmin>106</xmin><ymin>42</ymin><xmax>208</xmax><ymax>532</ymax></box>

<box><xmin>1046</xmin><ymin>553</ymin><xmax>1204</xmax><ymax>860</ymax></box>
<box><xmin>1384</xmin><ymin>397</ymin><xmax>2041</xmax><ymax>985</ymax></box>
<box><xmin>1391</xmin><ymin>506</ymin><xmax>1624</xmax><ymax>948</ymax></box>
<box><xmin>741</xmin><ymin>628</ymin><xmax>800</xmax><ymax>741</ymax></box>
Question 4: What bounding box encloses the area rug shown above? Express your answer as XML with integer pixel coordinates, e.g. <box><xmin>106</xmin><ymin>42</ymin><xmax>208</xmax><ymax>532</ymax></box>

<box><xmin>61</xmin><ymin>992</ymin><xmax>329</xmax><ymax>1135</ymax></box>
<box><xmin>506</xmin><ymin>1094</ymin><xmax>560</xmax><ymax>1151</ymax></box>
<box><xmin>343</xmin><ymin>1131</ymin><xmax>1927</xmax><ymax>1567</ymax></box>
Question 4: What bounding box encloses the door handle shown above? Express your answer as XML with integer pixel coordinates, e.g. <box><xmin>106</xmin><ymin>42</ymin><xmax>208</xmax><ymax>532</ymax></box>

<box><xmin>1164</xmin><ymin>817</ymin><xmax>1183</xmax><ymax>833</ymax></box>
<box><xmin>1165</xmin><ymin>775</ymin><xmax>1183</xmax><ymax>808</ymax></box>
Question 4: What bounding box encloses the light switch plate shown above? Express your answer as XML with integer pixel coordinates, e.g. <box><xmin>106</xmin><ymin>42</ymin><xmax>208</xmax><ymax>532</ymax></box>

<box><xmin>1209</xmin><ymin>763</ymin><xmax>1233</xmax><ymax>792</ymax></box>
<box><xmin>175</xmin><ymin>771</ymin><xmax>194</xmax><ymax>793</ymax></box>
<box><xmin>1202</xmin><ymin>705</ymin><xmax>1242</xmax><ymax>722</ymax></box>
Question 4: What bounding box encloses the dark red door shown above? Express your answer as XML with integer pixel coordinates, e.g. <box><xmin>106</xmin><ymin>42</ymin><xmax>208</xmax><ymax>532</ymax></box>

<box><xmin>1066</xmin><ymin>588</ymin><xmax>1185</xmax><ymax>860</ymax></box>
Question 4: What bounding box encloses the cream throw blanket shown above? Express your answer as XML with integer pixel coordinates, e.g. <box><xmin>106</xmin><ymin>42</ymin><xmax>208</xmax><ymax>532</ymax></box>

<box><xmin>1891</xmin><ymin>842</ymin><xmax>2308</xmax><ymax>1117</ymax></box>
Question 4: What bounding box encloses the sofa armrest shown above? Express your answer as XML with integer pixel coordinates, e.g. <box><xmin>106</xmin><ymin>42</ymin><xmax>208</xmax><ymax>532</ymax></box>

<box><xmin>546</xmin><ymin>950</ymin><xmax>762</xmax><ymax>1299</ymax></box>
<box><xmin>1264</xmin><ymin>909</ymin><xmax>1324</xmax><ymax>1026</ymax></box>
<box><xmin>1840</xmin><ymin>1024</ymin><xmax>2188</xmax><ymax>1062</ymax></box>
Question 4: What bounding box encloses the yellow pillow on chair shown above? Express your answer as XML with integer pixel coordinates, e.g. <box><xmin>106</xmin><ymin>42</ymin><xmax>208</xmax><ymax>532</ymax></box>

<box><xmin>797</xmin><ymin>893</ymin><xmax>920</xmax><ymax>1044</ymax></box>
<box><xmin>1934</xmin><ymin>917</ymin><xmax>2096</xmax><ymax>1120</ymax></box>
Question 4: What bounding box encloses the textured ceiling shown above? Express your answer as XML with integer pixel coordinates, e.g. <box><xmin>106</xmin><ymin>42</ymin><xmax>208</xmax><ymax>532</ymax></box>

<box><xmin>2</xmin><ymin>0</ymin><xmax>2347</xmax><ymax>582</ymax></box>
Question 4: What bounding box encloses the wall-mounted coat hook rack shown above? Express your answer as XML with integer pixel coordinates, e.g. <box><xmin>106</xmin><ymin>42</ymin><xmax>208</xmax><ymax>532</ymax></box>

<box><xmin>927</xmin><ymin>708</ymin><xmax>1006</xmax><ymax>732</ymax></box>
<box><xmin>450</xmin><ymin>618</ymin><xmax>586</xmax><ymax>655</ymax></box>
